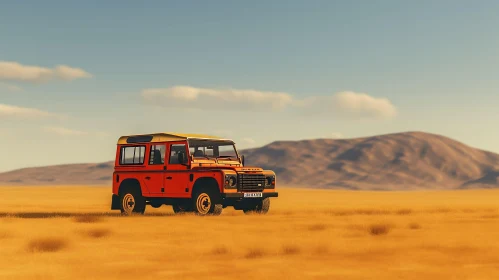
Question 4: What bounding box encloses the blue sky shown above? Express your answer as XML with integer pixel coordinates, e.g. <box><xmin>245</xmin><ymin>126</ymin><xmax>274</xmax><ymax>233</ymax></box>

<box><xmin>1</xmin><ymin>0</ymin><xmax>499</xmax><ymax>172</ymax></box>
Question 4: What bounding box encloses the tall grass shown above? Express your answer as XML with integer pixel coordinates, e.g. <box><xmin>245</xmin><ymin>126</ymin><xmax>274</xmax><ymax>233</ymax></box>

<box><xmin>2</xmin><ymin>187</ymin><xmax>499</xmax><ymax>279</ymax></box>
<box><xmin>80</xmin><ymin>228</ymin><xmax>112</xmax><ymax>238</ymax></box>
<box><xmin>73</xmin><ymin>215</ymin><xmax>103</xmax><ymax>223</ymax></box>
<box><xmin>368</xmin><ymin>223</ymin><xmax>392</xmax><ymax>236</ymax></box>
<box><xmin>245</xmin><ymin>248</ymin><xmax>266</xmax><ymax>259</ymax></box>
<box><xmin>26</xmin><ymin>237</ymin><xmax>68</xmax><ymax>253</ymax></box>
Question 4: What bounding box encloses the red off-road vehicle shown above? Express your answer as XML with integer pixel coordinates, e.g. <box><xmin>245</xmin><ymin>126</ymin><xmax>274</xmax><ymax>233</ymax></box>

<box><xmin>110</xmin><ymin>132</ymin><xmax>278</xmax><ymax>216</ymax></box>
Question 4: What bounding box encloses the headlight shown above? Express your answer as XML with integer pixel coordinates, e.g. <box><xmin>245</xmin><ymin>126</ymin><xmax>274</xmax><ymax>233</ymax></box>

<box><xmin>225</xmin><ymin>175</ymin><xmax>237</xmax><ymax>188</ymax></box>
<box><xmin>265</xmin><ymin>176</ymin><xmax>275</xmax><ymax>188</ymax></box>
<box><xmin>229</xmin><ymin>176</ymin><xmax>236</xmax><ymax>187</ymax></box>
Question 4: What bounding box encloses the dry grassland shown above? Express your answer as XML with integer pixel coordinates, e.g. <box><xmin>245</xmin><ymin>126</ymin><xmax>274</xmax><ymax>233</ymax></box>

<box><xmin>1</xmin><ymin>186</ymin><xmax>499</xmax><ymax>279</ymax></box>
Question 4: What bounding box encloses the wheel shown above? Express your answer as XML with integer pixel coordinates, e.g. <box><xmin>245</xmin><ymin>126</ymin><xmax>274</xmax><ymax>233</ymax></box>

<box><xmin>191</xmin><ymin>189</ymin><xmax>223</xmax><ymax>216</ymax></box>
<box><xmin>150</xmin><ymin>200</ymin><xmax>163</xmax><ymax>209</ymax></box>
<box><xmin>119</xmin><ymin>188</ymin><xmax>146</xmax><ymax>216</ymax></box>
<box><xmin>243</xmin><ymin>198</ymin><xmax>270</xmax><ymax>215</ymax></box>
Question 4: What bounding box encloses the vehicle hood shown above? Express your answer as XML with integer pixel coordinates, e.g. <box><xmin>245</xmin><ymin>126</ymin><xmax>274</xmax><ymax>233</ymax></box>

<box><xmin>190</xmin><ymin>159</ymin><xmax>263</xmax><ymax>172</ymax></box>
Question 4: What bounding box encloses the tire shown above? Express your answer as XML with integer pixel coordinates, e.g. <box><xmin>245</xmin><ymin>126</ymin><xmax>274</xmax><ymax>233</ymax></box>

<box><xmin>119</xmin><ymin>188</ymin><xmax>146</xmax><ymax>216</ymax></box>
<box><xmin>150</xmin><ymin>200</ymin><xmax>163</xmax><ymax>209</ymax></box>
<box><xmin>243</xmin><ymin>198</ymin><xmax>270</xmax><ymax>215</ymax></box>
<box><xmin>191</xmin><ymin>189</ymin><xmax>223</xmax><ymax>216</ymax></box>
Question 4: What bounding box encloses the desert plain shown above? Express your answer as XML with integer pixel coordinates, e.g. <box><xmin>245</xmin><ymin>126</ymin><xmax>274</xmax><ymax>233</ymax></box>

<box><xmin>1</xmin><ymin>186</ymin><xmax>499</xmax><ymax>280</ymax></box>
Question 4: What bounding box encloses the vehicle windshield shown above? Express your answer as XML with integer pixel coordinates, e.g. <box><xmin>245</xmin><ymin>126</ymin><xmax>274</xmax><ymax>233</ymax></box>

<box><xmin>188</xmin><ymin>139</ymin><xmax>238</xmax><ymax>159</ymax></box>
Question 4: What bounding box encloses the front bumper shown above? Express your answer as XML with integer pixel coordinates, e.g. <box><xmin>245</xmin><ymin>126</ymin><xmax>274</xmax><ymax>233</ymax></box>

<box><xmin>222</xmin><ymin>192</ymin><xmax>278</xmax><ymax>199</ymax></box>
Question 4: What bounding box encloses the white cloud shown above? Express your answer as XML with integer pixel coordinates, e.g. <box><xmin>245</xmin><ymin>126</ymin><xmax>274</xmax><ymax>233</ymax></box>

<box><xmin>42</xmin><ymin>126</ymin><xmax>87</xmax><ymax>136</ymax></box>
<box><xmin>293</xmin><ymin>91</ymin><xmax>397</xmax><ymax>119</ymax></box>
<box><xmin>53</xmin><ymin>65</ymin><xmax>92</xmax><ymax>81</ymax></box>
<box><xmin>0</xmin><ymin>61</ymin><xmax>92</xmax><ymax>83</ymax></box>
<box><xmin>0</xmin><ymin>82</ymin><xmax>22</xmax><ymax>92</ymax></box>
<box><xmin>141</xmin><ymin>85</ymin><xmax>294</xmax><ymax>112</ymax></box>
<box><xmin>331</xmin><ymin>91</ymin><xmax>397</xmax><ymax>119</ymax></box>
<box><xmin>0</xmin><ymin>103</ymin><xmax>61</xmax><ymax>119</ymax></box>
<box><xmin>141</xmin><ymin>86</ymin><xmax>397</xmax><ymax>120</ymax></box>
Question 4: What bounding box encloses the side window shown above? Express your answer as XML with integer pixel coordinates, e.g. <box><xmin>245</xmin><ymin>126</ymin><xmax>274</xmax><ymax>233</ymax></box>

<box><xmin>149</xmin><ymin>144</ymin><xmax>166</xmax><ymax>165</ymax></box>
<box><xmin>169</xmin><ymin>144</ymin><xmax>187</xmax><ymax>164</ymax></box>
<box><xmin>120</xmin><ymin>146</ymin><xmax>146</xmax><ymax>165</ymax></box>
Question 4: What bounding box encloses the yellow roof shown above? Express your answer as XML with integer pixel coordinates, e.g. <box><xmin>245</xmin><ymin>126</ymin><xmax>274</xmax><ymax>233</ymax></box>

<box><xmin>117</xmin><ymin>132</ymin><xmax>231</xmax><ymax>144</ymax></box>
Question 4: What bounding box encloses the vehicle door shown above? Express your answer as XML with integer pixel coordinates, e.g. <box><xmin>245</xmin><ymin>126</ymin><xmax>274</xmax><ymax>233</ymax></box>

<box><xmin>143</xmin><ymin>143</ymin><xmax>167</xmax><ymax>195</ymax></box>
<box><xmin>164</xmin><ymin>141</ymin><xmax>191</xmax><ymax>198</ymax></box>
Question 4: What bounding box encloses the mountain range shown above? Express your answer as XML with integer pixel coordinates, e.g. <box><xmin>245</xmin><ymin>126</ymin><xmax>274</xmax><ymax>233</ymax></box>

<box><xmin>1</xmin><ymin>131</ymin><xmax>498</xmax><ymax>190</ymax></box>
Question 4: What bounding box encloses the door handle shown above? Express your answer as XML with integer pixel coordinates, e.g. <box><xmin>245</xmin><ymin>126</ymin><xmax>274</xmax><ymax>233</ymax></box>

<box><xmin>145</xmin><ymin>176</ymin><xmax>151</xmax><ymax>180</ymax></box>
<box><xmin>166</xmin><ymin>177</ymin><xmax>172</xmax><ymax>180</ymax></box>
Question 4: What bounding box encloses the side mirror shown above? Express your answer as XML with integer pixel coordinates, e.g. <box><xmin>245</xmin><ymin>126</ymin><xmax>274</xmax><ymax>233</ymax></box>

<box><xmin>241</xmin><ymin>155</ymin><xmax>245</xmax><ymax>166</ymax></box>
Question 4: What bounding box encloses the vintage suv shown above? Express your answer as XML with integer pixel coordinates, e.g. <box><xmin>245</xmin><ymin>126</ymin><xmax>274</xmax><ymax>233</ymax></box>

<box><xmin>111</xmin><ymin>132</ymin><xmax>278</xmax><ymax>216</ymax></box>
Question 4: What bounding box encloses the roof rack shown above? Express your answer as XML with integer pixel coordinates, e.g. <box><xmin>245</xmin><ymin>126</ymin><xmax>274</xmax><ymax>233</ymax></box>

<box><xmin>117</xmin><ymin>132</ymin><xmax>232</xmax><ymax>144</ymax></box>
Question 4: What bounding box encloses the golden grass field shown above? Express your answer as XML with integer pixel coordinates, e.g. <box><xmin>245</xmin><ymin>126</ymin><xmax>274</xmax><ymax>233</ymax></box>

<box><xmin>1</xmin><ymin>186</ymin><xmax>499</xmax><ymax>280</ymax></box>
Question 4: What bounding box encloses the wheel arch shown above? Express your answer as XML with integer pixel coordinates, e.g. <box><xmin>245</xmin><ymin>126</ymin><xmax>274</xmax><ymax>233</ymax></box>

<box><xmin>118</xmin><ymin>178</ymin><xmax>143</xmax><ymax>196</ymax></box>
<box><xmin>192</xmin><ymin>177</ymin><xmax>221</xmax><ymax>198</ymax></box>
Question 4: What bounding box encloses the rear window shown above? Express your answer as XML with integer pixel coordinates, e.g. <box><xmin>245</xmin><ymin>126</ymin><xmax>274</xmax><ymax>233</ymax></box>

<box><xmin>120</xmin><ymin>145</ymin><xmax>146</xmax><ymax>165</ymax></box>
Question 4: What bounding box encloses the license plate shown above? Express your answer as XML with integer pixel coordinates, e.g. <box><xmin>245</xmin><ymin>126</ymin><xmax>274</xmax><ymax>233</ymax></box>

<box><xmin>243</xmin><ymin>192</ymin><xmax>263</xmax><ymax>198</ymax></box>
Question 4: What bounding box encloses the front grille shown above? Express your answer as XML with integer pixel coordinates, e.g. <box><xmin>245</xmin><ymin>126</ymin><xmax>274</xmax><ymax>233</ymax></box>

<box><xmin>238</xmin><ymin>173</ymin><xmax>265</xmax><ymax>192</ymax></box>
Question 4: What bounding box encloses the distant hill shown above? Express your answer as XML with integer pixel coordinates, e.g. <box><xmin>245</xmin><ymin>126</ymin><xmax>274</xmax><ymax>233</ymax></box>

<box><xmin>0</xmin><ymin>161</ymin><xmax>115</xmax><ymax>186</ymax></box>
<box><xmin>242</xmin><ymin>131</ymin><xmax>499</xmax><ymax>190</ymax></box>
<box><xmin>1</xmin><ymin>131</ymin><xmax>498</xmax><ymax>190</ymax></box>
